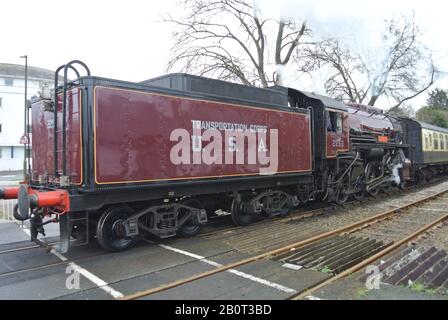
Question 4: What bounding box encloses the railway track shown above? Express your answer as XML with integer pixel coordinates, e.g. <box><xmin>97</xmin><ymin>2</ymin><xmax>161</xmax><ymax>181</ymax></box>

<box><xmin>121</xmin><ymin>185</ymin><xmax>448</xmax><ymax>300</ymax></box>
<box><xmin>289</xmin><ymin>196</ymin><xmax>448</xmax><ymax>299</ymax></box>
<box><xmin>0</xmin><ymin>245</ymin><xmax>113</xmax><ymax>279</ymax></box>
<box><xmin>1</xmin><ymin>179</ymin><xmax>446</xmax><ymax>300</ymax></box>
<box><xmin>200</xmin><ymin>182</ymin><xmax>448</xmax><ymax>255</ymax></box>
<box><xmin>0</xmin><ymin>244</ymin><xmax>45</xmax><ymax>255</ymax></box>
<box><xmin>198</xmin><ymin>176</ymin><xmax>448</xmax><ymax>240</ymax></box>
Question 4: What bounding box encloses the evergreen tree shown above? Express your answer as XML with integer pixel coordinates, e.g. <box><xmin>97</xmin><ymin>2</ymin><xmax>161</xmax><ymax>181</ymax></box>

<box><xmin>416</xmin><ymin>106</ymin><xmax>448</xmax><ymax>128</ymax></box>
<box><xmin>427</xmin><ymin>89</ymin><xmax>448</xmax><ymax>108</ymax></box>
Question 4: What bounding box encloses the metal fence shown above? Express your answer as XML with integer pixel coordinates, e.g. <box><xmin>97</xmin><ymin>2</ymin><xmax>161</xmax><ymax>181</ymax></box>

<box><xmin>0</xmin><ymin>199</ymin><xmax>17</xmax><ymax>221</ymax></box>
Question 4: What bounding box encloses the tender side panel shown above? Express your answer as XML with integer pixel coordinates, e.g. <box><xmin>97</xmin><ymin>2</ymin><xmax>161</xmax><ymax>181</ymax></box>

<box><xmin>94</xmin><ymin>86</ymin><xmax>312</xmax><ymax>184</ymax></box>
<box><xmin>31</xmin><ymin>88</ymin><xmax>82</xmax><ymax>184</ymax></box>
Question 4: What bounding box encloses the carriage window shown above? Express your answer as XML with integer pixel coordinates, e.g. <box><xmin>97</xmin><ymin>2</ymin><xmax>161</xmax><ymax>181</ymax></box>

<box><xmin>440</xmin><ymin>134</ymin><xmax>445</xmax><ymax>150</ymax></box>
<box><xmin>434</xmin><ymin>133</ymin><xmax>439</xmax><ymax>150</ymax></box>
<box><xmin>326</xmin><ymin>111</ymin><xmax>343</xmax><ymax>133</ymax></box>
<box><xmin>424</xmin><ymin>134</ymin><xmax>429</xmax><ymax>150</ymax></box>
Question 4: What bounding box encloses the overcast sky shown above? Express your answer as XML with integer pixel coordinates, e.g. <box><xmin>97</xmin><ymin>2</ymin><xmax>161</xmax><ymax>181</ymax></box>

<box><xmin>1</xmin><ymin>0</ymin><xmax>447</xmax><ymax>110</ymax></box>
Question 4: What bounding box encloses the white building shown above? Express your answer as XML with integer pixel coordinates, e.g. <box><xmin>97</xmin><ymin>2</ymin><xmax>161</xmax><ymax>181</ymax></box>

<box><xmin>0</xmin><ymin>63</ymin><xmax>56</xmax><ymax>172</ymax></box>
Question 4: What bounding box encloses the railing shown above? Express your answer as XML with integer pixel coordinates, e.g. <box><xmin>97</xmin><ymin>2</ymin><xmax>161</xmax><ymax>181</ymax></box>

<box><xmin>0</xmin><ymin>199</ymin><xmax>17</xmax><ymax>221</ymax></box>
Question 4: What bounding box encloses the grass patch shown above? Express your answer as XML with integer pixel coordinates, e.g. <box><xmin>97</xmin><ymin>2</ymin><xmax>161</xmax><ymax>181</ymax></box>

<box><xmin>410</xmin><ymin>282</ymin><xmax>426</xmax><ymax>292</ymax></box>
<box><xmin>356</xmin><ymin>288</ymin><xmax>369</xmax><ymax>298</ymax></box>
<box><xmin>409</xmin><ymin>282</ymin><xmax>437</xmax><ymax>295</ymax></box>
<box><xmin>320</xmin><ymin>266</ymin><xmax>333</xmax><ymax>274</ymax></box>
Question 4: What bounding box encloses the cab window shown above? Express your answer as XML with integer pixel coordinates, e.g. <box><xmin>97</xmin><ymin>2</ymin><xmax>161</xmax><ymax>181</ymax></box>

<box><xmin>326</xmin><ymin>111</ymin><xmax>343</xmax><ymax>133</ymax></box>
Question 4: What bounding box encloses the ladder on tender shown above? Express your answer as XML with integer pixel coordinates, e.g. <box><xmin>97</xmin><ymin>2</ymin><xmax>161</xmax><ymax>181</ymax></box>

<box><xmin>53</xmin><ymin>60</ymin><xmax>90</xmax><ymax>253</ymax></box>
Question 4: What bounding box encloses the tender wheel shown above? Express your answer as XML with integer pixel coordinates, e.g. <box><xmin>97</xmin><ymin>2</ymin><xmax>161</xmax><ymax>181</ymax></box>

<box><xmin>231</xmin><ymin>198</ymin><xmax>253</xmax><ymax>226</ymax></box>
<box><xmin>97</xmin><ymin>206</ymin><xmax>138</xmax><ymax>252</ymax></box>
<box><xmin>177</xmin><ymin>198</ymin><xmax>204</xmax><ymax>238</ymax></box>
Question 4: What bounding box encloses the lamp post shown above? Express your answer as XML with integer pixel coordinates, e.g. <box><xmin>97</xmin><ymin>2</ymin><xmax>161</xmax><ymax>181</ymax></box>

<box><xmin>20</xmin><ymin>55</ymin><xmax>28</xmax><ymax>178</ymax></box>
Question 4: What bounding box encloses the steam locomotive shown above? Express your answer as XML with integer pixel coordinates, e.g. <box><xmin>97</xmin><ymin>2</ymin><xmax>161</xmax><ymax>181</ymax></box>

<box><xmin>1</xmin><ymin>60</ymin><xmax>447</xmax><ymax>252</ymax></box>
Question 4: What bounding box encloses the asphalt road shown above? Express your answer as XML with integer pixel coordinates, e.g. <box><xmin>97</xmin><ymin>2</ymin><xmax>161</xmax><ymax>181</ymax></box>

<box><xmin>1</xmin><ymin>182</ymin><xmax>447</xmax><ymax>300</ymax></box>
<box><xmin>0</xmin><ymin>222</ymin><xmax>328</xmax><ymax>300</ymax></box>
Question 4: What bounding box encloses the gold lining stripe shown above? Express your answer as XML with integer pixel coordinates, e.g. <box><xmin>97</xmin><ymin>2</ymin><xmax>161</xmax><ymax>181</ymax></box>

<box><xmin>93</xmin><ymin>86</ymin><xmax>312</xmax><ymax>185</ymax></box>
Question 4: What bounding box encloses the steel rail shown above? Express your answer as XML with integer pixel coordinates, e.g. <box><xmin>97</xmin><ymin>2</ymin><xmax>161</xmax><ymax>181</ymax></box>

<box><xmin>0</xmin><ymin>244</ymin><xmax>43</xmax><ymax>255</ymax></box>
<box><xmin>0</xmin><ymin>248</ymin><xmax>112</xmax><ymax>279</ymax></box>
<box><xmin>198</xmin><ymin>178</ymin><xmax>444</xmax><ymax>239</ymax></box>
<box><xmin>290</xmin><ymin>211</ymin><xmax>448</xmax><ymax>300</ymax></box>
<box><xmin>199</xmin><ymin>205</ymin><xmax>333</xmax><ymax>238</ymax></box>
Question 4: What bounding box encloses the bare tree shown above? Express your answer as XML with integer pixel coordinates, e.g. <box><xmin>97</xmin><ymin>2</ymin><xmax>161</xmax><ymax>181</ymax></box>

<box><xmin>312</xmin><ymin>14</ymin><xmax>436</xmax><ymax>108</ymax></box>
<box><xmin>312</xmin><ymin>40</ymin><xmax>370</xmax><ymax>103</ymax></box>
<box><xmin>164</xmin><ymin>0</ymin><xmax>313</xmax><ymax>87</ymax></box>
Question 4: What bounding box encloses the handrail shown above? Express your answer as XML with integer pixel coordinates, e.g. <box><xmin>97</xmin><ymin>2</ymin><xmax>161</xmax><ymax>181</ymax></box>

<box><xmin>53</xmin><ymin>60</ymin><xmax>90</xmax><ymax>179</ymax></box>
<box><xmin>53</xmin><ymin>65</ymin><xmax>80</xmax><ymax>177</ymax></box>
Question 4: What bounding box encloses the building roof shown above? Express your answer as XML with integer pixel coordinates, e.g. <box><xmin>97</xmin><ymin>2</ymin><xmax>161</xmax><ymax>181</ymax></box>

<box><xmin>0</xmin><ymin>63</ymin><xmax>57</xmax><ymax>81</ymax></box>
<box><xmin>418</xmin><ymin>121</ymin><xmax>448</xmax><ymax>134</ymax></box>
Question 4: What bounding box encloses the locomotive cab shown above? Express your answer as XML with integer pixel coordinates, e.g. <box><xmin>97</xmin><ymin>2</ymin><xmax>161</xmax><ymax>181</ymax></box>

<box><xmin>324</xmin><ymin>108</ymin><xmax>350</xmax><ymax>158</ymax></box>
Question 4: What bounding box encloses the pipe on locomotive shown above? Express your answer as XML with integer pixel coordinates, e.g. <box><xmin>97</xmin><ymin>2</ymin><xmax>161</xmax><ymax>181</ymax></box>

<box><xmin>0</xmin><ymin>185</ymin><xmax>68</xmax><ymax>208</ymax></box>
<box><xmin>28</xmin><ymin>190</ymin><xmax>69</xmax><ymax>209</ymax></box>
<box><xmin>0</xmin><ymin>186</ymin><xmax>20</xmax><ymax>200</ymax></box>
<box><xmin>0</xmin><ymin>185</ymin><xmax>69</xmax><ymax>220</ymax></box>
